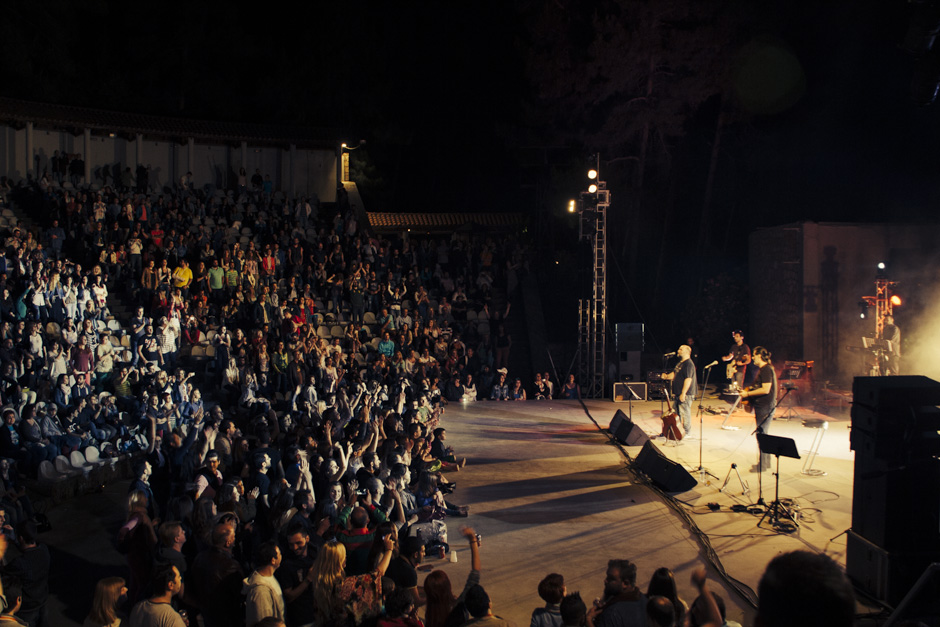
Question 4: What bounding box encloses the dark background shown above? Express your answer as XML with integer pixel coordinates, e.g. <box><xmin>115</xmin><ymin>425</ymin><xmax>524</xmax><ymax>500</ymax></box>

<box><xmin>2</xmin><ymin>0</ymin><xmax>937</xmax><ymax>357</ymax></box>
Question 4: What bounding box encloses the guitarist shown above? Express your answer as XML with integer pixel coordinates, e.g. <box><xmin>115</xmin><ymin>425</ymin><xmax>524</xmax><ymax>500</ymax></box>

<box><xmin>721</xmin><ymin>330</ymin><xmax>751</xmax><ymax>391</ymax></box>
<box><xmin>740</xmin><ymin>346</ymin><xmax>777</xmax><ymax>473</ymax></box>
<box><xmin>662</xmin><ymin>345</ymin><xmax>697</xmax><ymax>435</ymax></box>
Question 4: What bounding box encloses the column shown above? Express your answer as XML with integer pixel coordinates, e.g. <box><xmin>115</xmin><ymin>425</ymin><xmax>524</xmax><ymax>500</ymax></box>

<box><xmin>25</xmin><ymin>121</ymin><xmax>33</xmax><ymax>179</ymax></box>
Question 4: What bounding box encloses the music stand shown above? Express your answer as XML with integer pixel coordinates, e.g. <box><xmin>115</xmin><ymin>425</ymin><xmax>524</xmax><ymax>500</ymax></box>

<box><xmin>756</xmin><ymin>434</ymin><xmax>801</xmax><ymax>532</ymax></box>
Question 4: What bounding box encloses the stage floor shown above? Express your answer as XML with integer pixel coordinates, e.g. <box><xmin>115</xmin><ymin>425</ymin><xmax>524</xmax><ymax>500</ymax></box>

<box><xmin>40</xmin><ymin>394</ymin><xmax>864</xmax><ymax>626</ymax></box>
<box><xmin>427</xmin><ymin>395</ymin><xmax>859</xmax><ymax>627</ymax></box>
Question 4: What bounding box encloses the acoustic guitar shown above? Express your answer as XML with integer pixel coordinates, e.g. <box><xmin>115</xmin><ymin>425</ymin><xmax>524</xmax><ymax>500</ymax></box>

<box><xmin>661</xmin><ymin>391</ymin><xmax>683</xmax><ymax>440</ymax></box>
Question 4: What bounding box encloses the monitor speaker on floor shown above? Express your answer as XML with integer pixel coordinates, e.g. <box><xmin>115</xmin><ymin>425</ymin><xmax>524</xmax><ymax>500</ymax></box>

<box><xmin>608</xmin><ymin>410</ymin><xmax>650</xmax><ymax>447</ymax></box>
<box><xmin>634</xmin><ymin>440</ymin><xmax>697</xmax><ymax>493</ymax></box>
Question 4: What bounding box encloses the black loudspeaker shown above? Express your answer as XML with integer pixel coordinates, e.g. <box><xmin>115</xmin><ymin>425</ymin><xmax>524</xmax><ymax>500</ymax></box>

<box><xmin>634</xmin><ymin>441</ymin><xmax>697</xmax><ymax>493</ymax></box>
<box><xmin>846</xmin><ymin>531</ymin><xmax>940</xmax><ymax>607</ymax></box>
<box><xmin>608</xmin><ymin>410</ymin><xmax>650</xmax><ymax>447</ymax></box>
<box><xmin>616</xmin><ymin>323</ymin><xmax>645</xmax><ymax>352</ymax></box>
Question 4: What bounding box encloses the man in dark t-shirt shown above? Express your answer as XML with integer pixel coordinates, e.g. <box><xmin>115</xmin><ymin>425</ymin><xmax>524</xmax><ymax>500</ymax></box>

<box><xmin>385</xmin><ymin>536</ymin><xmax>425</xmax><ymax>609</ymax></box>
<box><xmin>662</xmin><ymin>345</ymin><xmax>697</xmax><ymax>434</ymax></box>
<box><xmin>741</xmin><ymin>346</ymin><xmax>777</xmax><ymax>472</ymax></box>
<box><xmin>722</xmin><ymin>331</ymin><xmax>751</xmax><ymax>390</ymax></box>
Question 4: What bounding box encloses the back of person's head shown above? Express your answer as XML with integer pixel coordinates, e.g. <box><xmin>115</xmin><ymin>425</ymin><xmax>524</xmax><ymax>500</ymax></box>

<box><xmin>757</xmin><ymin>551</ymin><xmax>855</xmax><ymax>627</ymax></box>
<box><xmin>385</xmin><ymin>587</ymin><xmax>416</xmax><ymax>619</ymax></box>
<box><xmin>609</xmin><ymin>559</ymin><xmax>638</xmax><ymax>586</ymax></box>
<box><xmin>15</xmin><ymin>520</ymin><xmax>38</xmax><ymax>546</ymax></box>
<box><xmin>87</xmin><ymin>576</ymin><xmax>125</xmax><ymax>626</ymax></box>
<box><xmin>253</xmin><ymin>540</ymin><xmax>279</xmax><ymax>569</ymax></box>
<box><xmin>538</xmin><ymin>573</ymin><xmax>565</xmax><ymax>604</ymax></box>
<box><xmin>159</xmin><ymin>521</ymin><xmax>182</xmax><ymax>548</ymax></box>
<box><xmin>424</xmin><ymin>569</ymin><xmax>455</xmax><ymax>607</ymax></box>
<box><xmin>690</xmin><ymin>592</ymin><xmax>726</xmax><ymax>627</ymax></box>
<box><xmin>1</xmin><ymin>574</ymin><xmax>22</xmax><ymax>613</ymax></box>
<box><xmin>151</xmin><ymin>564</ymin><xmax>177</xmax><ymax>595</ymax></box>
<box><xmin>210</xmin><ymin>522</ymin><xmax>233</xmax><ymax>549</ymax></box>
<box><xmin>646</xmin><ymin>596</ymin><xmax>676</xmax><ymax>627</ymax></box>
<box><xmin>349</xmin><ymin>506</ymin><xmax>369</xmax><ymax>530</ymax></box>
<box><xmin>400</xmin><ymin>536</ymin><xmax>424</xmax><ymax>561</ymax></box>
<box><xmin>647</xmin><ymin>567</ymin><xmax>678</xmax><ymax>600</ymax></box>
<box><xmin>465</xmin><ymin>584</ymin><xmax>491</xmax><ymax>619</ymax></box>
<box><xmin>560</xmin><ymin>592</ymin><xmax>587</xmax><ymax>627</ymax></box>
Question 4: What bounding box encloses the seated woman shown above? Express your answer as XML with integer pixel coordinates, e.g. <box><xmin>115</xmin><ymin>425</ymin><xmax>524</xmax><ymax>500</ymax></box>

<box><xmin>561</xmin><ymin>374</ymin><xmax>580</xmax><ymax>399</ymax></box>
<box><xmin>510</xmin><ymin>378</ymin><xmax>527</xmax><ymax>401</ymax></box>
<box><xmin>489</xmin><ymin>371</ymin><xmax>508</xmax><ymax>401</ymax></box>
<box><xmin>461</xmin><ymin>374</ymin><xmax>478</xmax><ymax>402</ymax></box>
<box><xmin>533</xmin><ymin>373</ymin><xmax>549</xmax><ymax>400</ymax></box>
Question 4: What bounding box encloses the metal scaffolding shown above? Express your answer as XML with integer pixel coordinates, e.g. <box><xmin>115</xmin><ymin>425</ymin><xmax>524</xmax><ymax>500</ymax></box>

<box><xmin>576</xmin><ymin>163</ymin><xmax>609</xmax><ymax>399</ymax></box>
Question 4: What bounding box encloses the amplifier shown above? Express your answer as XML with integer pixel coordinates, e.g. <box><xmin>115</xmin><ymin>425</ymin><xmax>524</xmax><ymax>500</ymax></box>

<box><xmin>614</xmin><ymin>383</ymin><xmax>647</xmax><ymax>402</ymax></box>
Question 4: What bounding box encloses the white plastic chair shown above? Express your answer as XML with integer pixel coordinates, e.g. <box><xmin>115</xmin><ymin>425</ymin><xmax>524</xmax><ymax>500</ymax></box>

<box><xmin>38</xmin><ymin>460</ymin><xmax>66</xmax><ymax>482</ymax></box>
<box><xmin>55</xmin><ymin>455</ymin><xmax>82</xmax><ymax>477</ymax></box>
<box><xmin>69</xmin><ymin>450</ymin><xmax>94</xmax><ymax>477</ymax></box>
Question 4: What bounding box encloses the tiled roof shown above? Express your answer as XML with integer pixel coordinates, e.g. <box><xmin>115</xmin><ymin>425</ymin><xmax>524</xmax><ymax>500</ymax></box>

<box><xmin>367</xmin><ymin>212</ymin><xmax>525</xmax><ymax>232</ymax></box>
<box><xmin>0</xmin><ymin>97</ymin><xmax>341</xmax><ymax>149</ymax></box>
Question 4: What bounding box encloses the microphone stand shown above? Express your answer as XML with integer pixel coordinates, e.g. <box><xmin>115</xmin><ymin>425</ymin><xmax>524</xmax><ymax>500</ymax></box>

<box><xmin>695</xmin><ymin>362</ymin><xmax>719</xmax><ymax>483</ymax></box>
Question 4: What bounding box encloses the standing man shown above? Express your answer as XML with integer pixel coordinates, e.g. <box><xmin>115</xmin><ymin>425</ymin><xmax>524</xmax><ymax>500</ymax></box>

<box><xmin>276</xmin><ymin>524</ymin><xmax>318</xmax><ymax>627</ymax></box>
<box><xmin>721</xmin><ymin>331</ymin><xmax>751</xmax><ymax>390</ymax></box>
<box><xmin>585</xmin><ymin>559</ymin><xmax>646</xmax><ymax>627</ymax></box>
<box><xmin>662</xmin><ymin>345</ymin><xmax>697</xmax><ymax>436</ymax></box>
<box><xmin>741</xmin><ymin>346</ymin><xmax>777</xmax><ymax>473</ymax></box>
<box><xmin>128</xmin><ymin>564</ymin><xmax>186</xmax><ymax>627</ymax></box>
<box><xmin>4</xmin><ymin>522</ymin><xmax>50</xmax><ymax>627</ymax></box>
<box><xmin>881</xmin><ymin>315</ymin><xmax>901</xmax><ymax>375</ymax></box>
<box><xmin>243</xmin><ymin>541</ymin><xmax>285</xmax><ymax>627</ymax></box>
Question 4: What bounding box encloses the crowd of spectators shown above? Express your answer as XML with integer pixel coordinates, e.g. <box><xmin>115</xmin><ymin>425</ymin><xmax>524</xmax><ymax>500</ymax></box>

<box><xmin>0</xmin><ymin>170</ymin><xmax>542</xmax><ymax>626</ymax></box>
<box><xmin>0</xmin><ymin>171</ymin><xmax>864</xmax><ymax>627</ymax></box>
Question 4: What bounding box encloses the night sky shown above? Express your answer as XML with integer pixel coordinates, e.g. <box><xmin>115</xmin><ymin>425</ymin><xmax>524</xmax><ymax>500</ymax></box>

<box><xmin>2</xmin><ymin>0</ymin><xmax>936</xmax><ymax>352</ymax></box>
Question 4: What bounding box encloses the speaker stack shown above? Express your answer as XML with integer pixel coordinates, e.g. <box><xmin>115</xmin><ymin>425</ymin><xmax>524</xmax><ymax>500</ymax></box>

<box><xmin>846</xmin><ymin>376</ymin><xmax>940</xmax><ymax>606</ymax></box>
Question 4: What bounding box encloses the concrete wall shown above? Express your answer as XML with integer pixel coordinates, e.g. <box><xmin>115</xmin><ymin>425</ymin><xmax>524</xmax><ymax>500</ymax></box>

<box><xmin>0</xmin><ymin>121</ymin><xmax>337</xmax><ymax>202</ymax></box>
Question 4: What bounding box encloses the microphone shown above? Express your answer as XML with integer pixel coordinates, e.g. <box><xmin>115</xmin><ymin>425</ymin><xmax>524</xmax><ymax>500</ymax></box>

<box><xmin>703</xmin><ymin>360</ymin><xmax>719</xmax><ymax>369</ymax></box>
<box><xmin>663</xmin><ymin>352</ymin><xmax>676</xmax><ymax>357</ymax></box>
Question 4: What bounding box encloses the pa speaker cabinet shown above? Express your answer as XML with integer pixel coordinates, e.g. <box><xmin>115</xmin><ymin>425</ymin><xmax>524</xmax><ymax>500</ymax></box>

<box><xmin>613</xmin><ymin>382</ymin><xmax>647</xmax><ymax>402</ymax></box>
<box><xmin>608</xmin><ymin>410</ymin><xmax>650</xmax><ymax>447</ymax></box>
<box><xmin>852</xmin><ymin>375</ymin><xmax>940</xmax><ymax>409</ymax></box>
<box><xmin>616</xmin><ymin>323</ymin><xmax>645</xmax><ymax>352</ymax></box>
<box><xmin>634</xmin><ymin>441</ymin><xmax>697</xmax><ymax>493</ymax></box>
<box><xmin>846</xmin><ymin>530</ymin><xmax>940</xmax><ymax>607</ymax></box>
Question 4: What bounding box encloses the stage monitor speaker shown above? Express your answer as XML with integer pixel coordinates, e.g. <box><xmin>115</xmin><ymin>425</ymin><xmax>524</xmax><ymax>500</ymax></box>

<box><xmin>616</xmin><ymin>323</ymin><xmax>645</xmax><ymax>352</ymax></box>
<box><xmin>634</xmin><ymin>441</ymin><xmax>697</xmax><ymax>493</ymax></box>
<box><xmin>608</xmin><ymin>410</ymin><xmax>650</xmax><ymax>447</ymax></box>
<box><xmin>613</xmin><ymin>382</ymin><xmax>647</xmax><ymax>402</ymax></box>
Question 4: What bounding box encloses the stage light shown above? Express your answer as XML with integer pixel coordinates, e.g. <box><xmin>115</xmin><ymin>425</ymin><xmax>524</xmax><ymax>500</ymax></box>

<box><xmin>341</xmin><ymin>142</ymin><xmax>347</xmax><ymax>148</ymax></box>
<box><xmin>878</xmin><ymin>262</ymin><xmax>886</xmax><ymax>270</ymax></box>
<box><xmin>568</xmin><ymin>200</ymin><xmax>577</xmax><ymax>213</ymax></box>
<box><xmin>891</xmin><ymin>294</ymin><xmax>902</xmax><ymax>306</ymax></box>
<box><xmin>858</xmin><ymin>300</ymin><xmax>869</xmax><ymax>318</ymax></box>
<box><xmin>587</xmin><ymin>169</ymin><xmax>598</xmax><ymax>180</ymax></box>
<box><xmin>588</xmin><ymin>183</ymin><xmax>598</xmax><ymax>193</ymax></box>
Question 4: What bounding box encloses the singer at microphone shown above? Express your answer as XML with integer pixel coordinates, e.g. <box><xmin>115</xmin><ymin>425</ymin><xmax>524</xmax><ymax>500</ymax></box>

<box><xmin>660</xmin><ymin>345</ymin><xmax>697</xmax><ymax>435</ymax></box>
<box><xmin>663</xmin><ymin>351</ymin><xmax>676</xmax><ymax>358</ymax></box>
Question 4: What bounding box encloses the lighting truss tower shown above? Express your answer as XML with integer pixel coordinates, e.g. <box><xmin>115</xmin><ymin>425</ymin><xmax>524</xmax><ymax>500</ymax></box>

<box><xmin>576</xmin><ymin>158</ymin><xmax>609</xmax><ymax>399</ymax></box>
<box><xmin>862</xmin><ymin>277</ymin><xmax>898</xmax><ymax>338</ymax></box>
